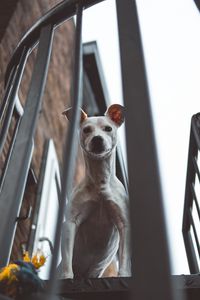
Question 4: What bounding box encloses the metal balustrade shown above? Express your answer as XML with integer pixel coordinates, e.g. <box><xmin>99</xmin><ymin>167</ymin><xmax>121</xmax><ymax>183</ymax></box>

<box><xmin>0</xmin><ymin>0</ymin><xmax>192</xmax><ymax>299</ymax></box>
<box><xmin>183</xmin><ymin>114</ymin><xmax>200</xmax><ymax>274</ymax></box>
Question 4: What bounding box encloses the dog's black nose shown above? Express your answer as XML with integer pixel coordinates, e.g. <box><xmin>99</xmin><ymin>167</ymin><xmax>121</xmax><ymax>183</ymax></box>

<box><xmin>91</xmin><ymin>136</ymin><xmax>105</xmax><ymax>153</ymax></box>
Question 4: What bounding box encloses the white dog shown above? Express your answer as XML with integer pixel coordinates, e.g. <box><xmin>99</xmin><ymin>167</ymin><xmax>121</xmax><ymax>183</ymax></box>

<box><xmin>58</xmin><ymin>104</ymin><xmax>131</xmax><ymax>278</ymax></box>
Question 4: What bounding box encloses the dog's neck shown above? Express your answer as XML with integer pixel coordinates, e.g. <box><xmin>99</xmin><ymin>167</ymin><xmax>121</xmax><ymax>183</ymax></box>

<box><xmin>83</xmin><ymin>151</ymin><xmax>116</xmax><ymax>186</ymax></box>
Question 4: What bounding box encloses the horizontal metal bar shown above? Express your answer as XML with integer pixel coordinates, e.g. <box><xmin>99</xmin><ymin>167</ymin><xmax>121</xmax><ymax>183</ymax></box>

<box><xmin>5</xmin><ymin>0</ymin><xmax>105</xmax><ymax>86</ymax></box>
<box><xmin>13</xmin><ymin>275</ymin><xmax>200</xmax><ymax>300</ymax></box>
<box><xmin>0</xmin><ymin>47</ymin><xmax>27</xmax><ymax>154</ymax></box>
<box><xmin>190</xmin><ymin>183</ymin><xmax>200</xmax><ymax>220</ymax></box>
<box><xmin>48</xmin><ymin>3</ymin><xmax>83</xmax><ymax>294</ymax></box>
<box><xmin>0</xmin><ymin>25</ymin><xmax>54</xmax><ymax>267</ymax></box>
<box><xmin>52</xmin><ymin>275</ymin><xmax>200</xmax><ymax>299</ymax></box>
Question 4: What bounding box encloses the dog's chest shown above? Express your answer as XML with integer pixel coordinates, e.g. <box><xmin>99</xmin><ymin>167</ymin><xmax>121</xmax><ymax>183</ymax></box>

<box><xmin>81</xmin><ymin>196</ymin><xmax>115</xmax><ymax>226</ymax></box>
<box><xmin>91</xmin><ymin>199</ymin><xmax>111</xmax><ymax>224</ymax></box>
<box><xmin>75</xmin><ymin>198</ymin><xmax>119</xmax><ymax>246</ymax></box>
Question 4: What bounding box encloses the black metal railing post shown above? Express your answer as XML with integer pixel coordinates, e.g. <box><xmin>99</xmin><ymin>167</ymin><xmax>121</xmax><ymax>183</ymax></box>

<box><xmin>0</xmin><ymin>24</ymin><xmax>53</xmax><ymax>267</ymax></box>
<box><xmin>182</xmin><ymin>114</ymin><xmax>200</xmax><ymax>273</ymax></box>
<box><xmin>116</xmin><ymin>1</ymin><xmax>184</xmax><ymax>300</ymax></box>
<box><xmin>47</xmin><ymin>3</ymin><xmax>83</xmax><ymax>297</ymax></box>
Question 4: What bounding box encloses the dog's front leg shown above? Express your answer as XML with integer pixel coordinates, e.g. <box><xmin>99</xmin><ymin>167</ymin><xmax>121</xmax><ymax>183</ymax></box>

<box><xmin>118</xmin><ymin>224</ymin><xmax>131</xmax><ymax>277</ymax></box>
<box><xmin>60</xmin><ymin>220</ymin><xmax>76</xmax><ymax>278</ymax></box>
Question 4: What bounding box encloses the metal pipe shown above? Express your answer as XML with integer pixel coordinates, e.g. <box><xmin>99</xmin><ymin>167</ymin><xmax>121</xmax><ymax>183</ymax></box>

<box><xmin>48</xmin><ymin>3</ymin><xmax>83</xmax><ymax>296</ymax></box>
<box><xmin>0</xmin><ymin>25</ymin><xmax>53</xmax><ymax>267</ymax></box>
<box><xmin>116</xmin><ymin>0</ymin><xmax>180</xmax><ymax>299</ymax></box>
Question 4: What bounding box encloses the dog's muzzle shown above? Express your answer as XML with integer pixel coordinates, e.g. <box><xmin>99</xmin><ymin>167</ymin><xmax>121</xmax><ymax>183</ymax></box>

<box><xmin>90</xmin><ymin>136</ymin><xmax>105</xmax><ymax>154</ymax></box>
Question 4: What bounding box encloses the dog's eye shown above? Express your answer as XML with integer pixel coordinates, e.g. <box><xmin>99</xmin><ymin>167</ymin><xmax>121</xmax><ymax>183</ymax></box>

<box><xmin>83</xmin><ymin>126</ymin><xmax>92</xmax><ymax>134</ymax></box>
<box><xmin>104</xmin><ymin>126</ymin><xmax>112</xmax><ymax>132</ymax></box>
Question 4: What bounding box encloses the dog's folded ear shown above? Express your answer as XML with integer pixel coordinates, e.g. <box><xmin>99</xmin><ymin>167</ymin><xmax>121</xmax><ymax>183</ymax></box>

<box><xmin>105</xmin><ymin>104</ymin><xmax>125</xmax><ymax>127</ymax></box>
<box><xmin>62</xmin><ymin>107</ymin><xmax>88</xmax><ymax>123</ymax></box>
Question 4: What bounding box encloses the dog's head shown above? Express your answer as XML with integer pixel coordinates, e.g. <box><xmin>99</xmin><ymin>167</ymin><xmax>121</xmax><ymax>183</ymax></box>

<box><xmin>63</xmin><ymin>104</ymin><xmax>125</xmax><ymax>160</ymax></box>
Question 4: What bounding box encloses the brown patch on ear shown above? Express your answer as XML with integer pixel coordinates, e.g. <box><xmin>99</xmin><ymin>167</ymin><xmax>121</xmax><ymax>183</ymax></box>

<box><xmin>105</xmin><ymin>104</ymin><xmax>125</xmax><ymax>127</ymax></box>
<box><xmin>62</xmin><ymin>107</ymin><xmax>88</xmax><ymax>123</ymax></box>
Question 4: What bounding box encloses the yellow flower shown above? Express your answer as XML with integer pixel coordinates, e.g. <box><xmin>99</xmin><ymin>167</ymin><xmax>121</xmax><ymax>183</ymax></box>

<box><xmin>0</xmin><ymin>264</ymin><xmax>19</xmax><ymax>283</ymax></box>
<box><xmin>23</xmin><ymin>251</ymin><xmax>31</xmax><ymax>263</ymax></box>
<box><xmin>22</xmin><ymin>250</ymin><xmax>46</xmax><ymax>269</ymax></box>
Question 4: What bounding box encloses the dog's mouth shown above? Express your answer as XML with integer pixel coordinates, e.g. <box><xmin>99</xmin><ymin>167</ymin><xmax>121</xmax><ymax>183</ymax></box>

<box><xmin>81</xmin><ymin>135</ymin><xmax>113</xmax><ymax>159</ymax></box>
<box><xmin>86</xmin><ymin>148</ymin><xmax>112</xmax><ymax>159</ymax></box>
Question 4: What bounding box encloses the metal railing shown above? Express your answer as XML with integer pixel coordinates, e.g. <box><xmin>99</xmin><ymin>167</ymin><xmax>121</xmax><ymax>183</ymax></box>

<box><xmin>0</xmin><ymin>0</ymin><xmax>104</xmax><ymax>269</ymax></box>
<box><xmin>0</xmin><ymin>0</ymin><xmax>181</xmax><ymax>299</ymax></box>
<box><xmin>183</xmin><ymin>114</ymin><xmax>200</xmax><ymax>274</ymax></box>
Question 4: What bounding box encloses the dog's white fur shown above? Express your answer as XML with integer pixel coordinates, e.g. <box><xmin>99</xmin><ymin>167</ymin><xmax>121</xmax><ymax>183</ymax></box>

<box><xmin>58</xmin><ymin>104</ymin><xmax>131</xmax><ymax>278</ymax></box>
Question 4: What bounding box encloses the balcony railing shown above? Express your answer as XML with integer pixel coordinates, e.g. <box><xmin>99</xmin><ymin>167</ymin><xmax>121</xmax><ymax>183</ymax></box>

<box><xmin>0</xmin><ymin>0</ymin><xmax>193</xmax><ymax>299</ymax></box>
<box><xmin>183</xmin><ymin>114</ymin><xmax>200</xmax><ymax>273</ymax></box>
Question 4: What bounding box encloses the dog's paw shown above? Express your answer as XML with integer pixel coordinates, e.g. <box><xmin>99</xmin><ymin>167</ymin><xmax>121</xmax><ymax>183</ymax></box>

<box><xmin>118</xmin><ymin>269</ymin><xmax>131</xmax><ymax>277</ymax></box>
<box><xmin>60</xmin><ymin>271</ymin><xmax>74</xmax><ymax>279</ymax></box>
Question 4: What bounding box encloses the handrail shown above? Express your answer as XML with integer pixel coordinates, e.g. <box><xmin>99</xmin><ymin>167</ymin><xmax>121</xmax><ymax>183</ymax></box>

<box><xmin>5</xmin><ymin>0</ymin><xmax>105</xmax><ymax>86</ymax></box>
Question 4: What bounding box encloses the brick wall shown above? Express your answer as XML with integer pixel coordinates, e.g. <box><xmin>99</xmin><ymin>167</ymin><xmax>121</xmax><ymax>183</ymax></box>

<box><xmin>0</xmin><ymin>0</ymin><xmax>76</xmax><ymax>167</ymax></box>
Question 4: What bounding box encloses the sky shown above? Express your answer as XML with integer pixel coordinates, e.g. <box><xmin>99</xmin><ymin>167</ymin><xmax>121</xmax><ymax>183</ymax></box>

<box><xmin>82</xmin><ymin>0</ymin><xmax>200</xmax><ymax>274</ymax></box>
